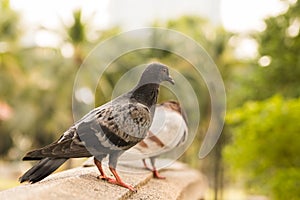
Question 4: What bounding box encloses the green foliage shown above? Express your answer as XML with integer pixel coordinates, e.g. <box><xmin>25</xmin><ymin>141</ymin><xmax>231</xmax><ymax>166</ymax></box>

<box><xmin>0</xmin><ymin>5</ymin><xmax>85</xmax><ymax>158</ymax></box>
<box><xmin>0</xmin><ymin>0</ymin><xmax>22</xmax><ymax>156</ymax></box>
<box><xmin>270</xmin><ymin>168</ymin><xmax>300</xmax><ymax>200</ymax></box>
<box><xmin>224</xmin><ymin>95</ymin><xmax>300</xmax><ymax>199</ymax></box>
<box><xmin>222</xmin><ymin>2</ymin><xmax>300</xmax><ymax>199</ymax></box>
<box><xmin>67</xmin><ymin>10</ymin><xmax>86</xmax><ymax>44</ymax></box>
<box><xmin>241</xmin><ymin>0</ymin><xmax>300</xmax><ymax>100</ymax></box>
<box><xmin>0</xmin><ymin>0</ymin><xmax>20</xmax><ymax>42</ymax></box>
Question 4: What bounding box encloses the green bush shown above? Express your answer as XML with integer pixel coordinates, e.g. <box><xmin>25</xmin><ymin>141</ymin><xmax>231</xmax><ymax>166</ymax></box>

<box><xmin>224</xmin><ymin>95</ymin><xmax>300</xmax><ymax>199</ymax></box>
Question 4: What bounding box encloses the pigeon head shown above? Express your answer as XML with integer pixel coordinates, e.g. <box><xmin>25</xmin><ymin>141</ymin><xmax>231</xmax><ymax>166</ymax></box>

<box><xmin>138</xmin><ymin>63</ymin><xmax>174</xmax><ymax>86</ymax></box>
<box><xmin>131</xmin><ymin>62</ymin><xmax>174</xmax><ymax>109</ymax></box>
<box><xmin>161</xmin><ymin>100</ymin><xmax>188</xmax><ymax>124</ymax></box>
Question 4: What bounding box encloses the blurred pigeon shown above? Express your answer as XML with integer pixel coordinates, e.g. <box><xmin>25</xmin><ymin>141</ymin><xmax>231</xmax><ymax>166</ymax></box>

<box><xmin>19</xmin><ymin>63</ymin><xmax>174</xmax><ymax>191</ymax></box>
<box><xmin>124</xmin><ymin>100</ymin><xmax>188</xmax><ymax>179</ymax></box>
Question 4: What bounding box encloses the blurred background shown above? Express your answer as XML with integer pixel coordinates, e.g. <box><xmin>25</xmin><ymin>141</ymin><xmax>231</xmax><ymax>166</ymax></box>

<box><xmin>0</xmin><ymin>0</ymin><xmax>299</xmax><ymax>199</ymax></box>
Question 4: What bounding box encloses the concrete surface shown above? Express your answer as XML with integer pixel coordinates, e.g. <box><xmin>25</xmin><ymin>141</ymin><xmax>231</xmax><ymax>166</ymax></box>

<box><xmin>0</xmin><ymin>159</ymin><xmax>207</xmax><ymax>200</ymax></box>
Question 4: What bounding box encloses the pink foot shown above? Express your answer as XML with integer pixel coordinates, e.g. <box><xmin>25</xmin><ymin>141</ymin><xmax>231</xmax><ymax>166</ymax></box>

<box><xmin>108</xmin><ymin>178</ymin><xmax>137</xmax><ymax>192</ymax></box>
<box><xmin>153</xmin><ymin>170</ymin><xmax>166</xmax><ymax>179</ymax></box>
<box><xmin>97</xmin><ymin>175</ymin><xmax>113</xmax><ymax>182</ymax></box>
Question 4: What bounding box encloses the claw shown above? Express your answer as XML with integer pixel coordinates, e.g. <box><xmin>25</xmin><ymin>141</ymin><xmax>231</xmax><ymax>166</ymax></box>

<box><xmin>153</xmin><ymin>170</ymin><xmax>166</xmax><ymax>179</ymax></box>
<box><xmin>142</xmin><ymin>159</ymin><xmax>165</xmax><ymax>179</ymax></box>
<box><xmin>108</xmin><ymin>178</ymin><xmax>137</xmax><ymax>192</ymax></box>
<box><xmin>109</xmin><ymin>166</ymin><xmax>137</xmax><ymax>192</ymax></box>
<box><xmin>94</xmin><ymin>158</ymin><xmax>113</xmax><ymax>181</ymax></box>
<box><xmin>97</xmin><ymin>175</ymin><xmax>113</xmax><ymax>181</ymax></box>
<box><xmin>94</xmin><ymin>158</ymin><xmax>137</xmax><ymax>192</ymax></box>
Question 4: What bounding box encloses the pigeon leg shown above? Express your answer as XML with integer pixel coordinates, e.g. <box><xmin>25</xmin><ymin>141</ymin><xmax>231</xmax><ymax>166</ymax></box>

<box><xmin>94</xmin><ymin>157</ymin><xmax>112</xmax><ymax>181</ymax></box>
<box><xmin>107</xmin><ymin>152</ymin><xmax>136</xmax><ymax>192</ymax></box>
<box><xmin>142</xmin><ymin>159</ymin><xmax>152</xmax><ymax>171</ymax></box>
<box><xmin>150</xmin><ymin>157</ymin><xmax>165</xmax><ymax>179</ymax></box>
<box><xmin>108</xmin><ymin>167</ymin><xmax>136</xmax><ymax>192</ymax></box>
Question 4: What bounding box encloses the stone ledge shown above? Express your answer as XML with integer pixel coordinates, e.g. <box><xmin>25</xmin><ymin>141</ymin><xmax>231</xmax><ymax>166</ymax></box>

<box><xmin>0</xmin><ymin>160</ymin><xmax>207</xmax><ymax>200</ymax></box>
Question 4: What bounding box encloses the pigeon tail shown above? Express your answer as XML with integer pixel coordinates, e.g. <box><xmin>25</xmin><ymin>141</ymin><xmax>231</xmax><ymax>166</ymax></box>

<box><xmin>22</xmin><ymin>149</ymin><xmax>45</xmax><ymax>160</ymax></box>
<box><xmin>19</xmin><ymin>157</ymin><xmax>67</xmax><ymax>183</ymax></box>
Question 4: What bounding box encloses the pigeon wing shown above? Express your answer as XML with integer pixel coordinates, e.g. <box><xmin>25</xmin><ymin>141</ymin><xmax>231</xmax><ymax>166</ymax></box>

<box><xmin>22</xmin><ymin>127</ymin><xmax>90</xmax><ymax>160</ymax></box>
<box><xmin>23</xmin><ymin>99</ymin><xmax>152</xmax><ymax>160</ymax></box>
<box><xmin>78</xmin><ymin>102</ymin><xmax>152</xmax><ymax>153</ymax></box>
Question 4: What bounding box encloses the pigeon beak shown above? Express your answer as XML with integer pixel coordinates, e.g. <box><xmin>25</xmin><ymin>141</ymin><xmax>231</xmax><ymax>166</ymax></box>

<box><xmin>167</xmin><ymin>75</ymin><xmax>175</xmax><ymax>85</ymax></box>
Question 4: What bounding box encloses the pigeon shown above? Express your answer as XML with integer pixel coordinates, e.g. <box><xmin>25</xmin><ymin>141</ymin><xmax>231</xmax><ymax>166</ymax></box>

<box><xmin>123</xmin><ymin>100</ymin><xmax>188</xmax><ymax>179</ymax></box>
<box><xmin>19</xmin><ymin>62</ymin><xmax>174</xmax><ymax>191</ymax></box>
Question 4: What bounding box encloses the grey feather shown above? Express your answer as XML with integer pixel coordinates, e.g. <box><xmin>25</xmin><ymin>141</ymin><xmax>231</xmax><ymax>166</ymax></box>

<box><xmin>19</xmin><ymin>158</ymin><xmax>67</xmax><ymax>183</ymax></box>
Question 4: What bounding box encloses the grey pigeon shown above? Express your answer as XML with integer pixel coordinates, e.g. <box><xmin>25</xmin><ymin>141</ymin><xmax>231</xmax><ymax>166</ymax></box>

<box><xmin>19</xmin><ymin>63</ymin><xmax>174</xmax><ymax>191</ymax></box>
<box><xmin>124</xmin><ymin>100</ymin><xmax>188</xmax><ymax>179</ymax></box>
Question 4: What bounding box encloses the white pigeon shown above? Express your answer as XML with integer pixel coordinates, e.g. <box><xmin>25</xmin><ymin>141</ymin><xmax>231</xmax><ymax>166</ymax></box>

<box><xmin>124</xmin><ymin>100</ymin><xmax>188</xmax><ymax>179</ymax></box>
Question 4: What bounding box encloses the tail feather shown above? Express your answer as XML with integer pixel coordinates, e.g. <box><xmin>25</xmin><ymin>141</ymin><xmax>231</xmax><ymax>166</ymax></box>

<box><xmin>22</xmin><ymin>149</ymin><xmax>45</xmax><ymax>161</ymax></box>
<box><xmin>19</xmin><ymin>157</ymin><xmax>67</xmax><ymax>183</ymax></box>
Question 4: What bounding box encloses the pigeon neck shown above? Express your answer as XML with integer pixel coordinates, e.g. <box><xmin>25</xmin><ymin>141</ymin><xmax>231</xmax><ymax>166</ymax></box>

<box><xmin>131</xmin><ymin>83</ymin><xmax>159</xmax><ymax>108</ymax></box>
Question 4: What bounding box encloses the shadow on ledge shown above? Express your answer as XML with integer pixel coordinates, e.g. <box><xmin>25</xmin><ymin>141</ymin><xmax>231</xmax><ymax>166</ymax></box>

<box><xmin>0</xmin><ymin>159</ymin><xmax>208</xmax><ymax>200</ymax></box>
